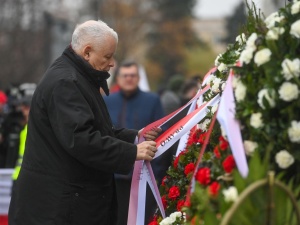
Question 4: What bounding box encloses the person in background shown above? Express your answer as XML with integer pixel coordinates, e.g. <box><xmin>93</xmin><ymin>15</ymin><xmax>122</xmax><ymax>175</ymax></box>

<box><xmin>11</xmin><ymin>83</ymin><xmax>36</xmax><ymax>183</ymax></box>
<box><xmin>179</xmin><ymin>77</ymin><xmax>200</xmax><ymax>106</ymax></box>
<box><xmin>8</xmin><ymin>20</ymin><xmax>160</xmax><ymax>225</ymax></box>
<box><xmin>104</xmin><ymin>60</ymin><xmax>165</xmax><ymax>225</ymax></box>
<box><xmin>159</xmin><ymin>75</ymin><xmax>184</xmax><ymax>115</ymax></box>
<box><xmin>104</xmin><ymin>61</ymin><xmax>164</xmax><ymax>129</ymax></box>
<box><xmin>0</xmin><ymin>84</ymin><xmax>36</xmax><ymax>169</ymax></box>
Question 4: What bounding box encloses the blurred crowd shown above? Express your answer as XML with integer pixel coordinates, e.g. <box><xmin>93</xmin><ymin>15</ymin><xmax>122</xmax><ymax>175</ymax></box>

<box><xmin>0</xmin><ymin>83</ymin><xmax>36</xmax><ymax>169</ymax></box>
<box><xmin>158</xmin><ymin>74</ymin><xmax>200</xmax><ymax>115</ymax></box>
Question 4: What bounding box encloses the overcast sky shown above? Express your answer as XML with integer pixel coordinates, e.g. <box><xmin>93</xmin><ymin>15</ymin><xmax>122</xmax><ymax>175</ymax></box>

<box><xmin>193</xmin><ymin>0</ymin><xmax>263</xmax><ymax>19</ymax></box>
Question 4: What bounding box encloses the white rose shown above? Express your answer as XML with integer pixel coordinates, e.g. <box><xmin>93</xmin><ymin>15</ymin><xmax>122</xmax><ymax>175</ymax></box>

<box><xmin>257</xmin><ymin>89</ymin><xmax>276</xmax><ymax>109</ymax></box>
<box><xmin>275</xmin><ymin>150</ymin><xmax>295</xmax><ymax>169</ymax></box>
<box><xmin>243</xmin><ymin>140</ymin><xmax>258</xmax><ymax>156</ymax></box>
<box><xmin>288</xmin><ymin>120</ymin><xmax>300</xmax><ymax>143</ymax></box>
<box><xmin>292</xmin><ymin>1</ymin><xmax>300</xmax><ymax>14</ymax></box>
<box><xmin>236</xmin><ymin>33</ymin><xmax>246</xmax><ymax>45</ymax></box>
<box><xmin>234</xmin><ymin>80</ymin><xmax>247</xmax><ymax>102</ymax></box>
<box><xmin>290</xmin><ymin>20</ymin><xmax>300</xmax><ymax>38</ymax></box>
<box><xmin>198</xmin><ymin>119</ymin><xmax>211</xmax><ymax>131</ymax></box>
<box><xmin>266</xmin><ymin>27</ymin><xmax>285</xmax><ymax>40</ymax></box>
<box><xmin>281</xmin><ymin>58</ymin><xmax>300</xmax><ymax>80</ymax></box>
<box><xmin>264</xmin><ymin>12</ymin><xmax>285</xmax><ymax>29</ymax></box>
<box><xmin>206</xmin><ymin>75</ymin><xmax>216</xmax><ymax>85</ymax></box>
<box><xmin>221</xmin><ymin>82</ymin><xmax>226</xmax><ymax>91</ymax></box>
<box><xmin>213</xmin><ymin>77</ymin><xmax>222</xmax><ymax>86</ymax></box>
<box><xmin>232</xmin><ymin>76</ymin><xmax>240</xmax><ymax>89</ymax></box>
<box><xmin>212</xmin><ymin>78</ymin><xmax>222</xmax><ymax>93</ymax></box>
<box><xmin>169</xmin><ymin>212</ymin><xmax>182</xmax><ymax>221</ymax></box>
<box><xmin>211</xmin><ymin>104</ymin><xmax>218</xmax><ymax>114</ymax></box>
<box><xmin>214</xmin><ymin>54</ymin><xmax>222</xmax><ymax>66</ymax></box>
<box><xmin>239</xmin><ymin>48</ymin><xmax>255</xmax><ymax>64</ymax></box>
<box><xmin>246</xmin><ymin>33</ymin><xmax>258</xmax><ymax>49</ymax></box>
<box><xmin>250</xmin><ymin>112</ymin><xmax>264</xmax><ymax>129</ymax></box>
<box><xmin>212</xmin><ymin>83</ymin><xmax>220</xmax><ymax>93</ymax></box>
<box><xmin>254</xmin><ymin>48</ymin><xmax>272</xmax><ymax>66</ymax></box>
<box><xmin>223</xmin><ymin>186</ymin><xmax>238</xmax><ymax>202</ymax></box>
<box><xmin>217</xmin><ymin>63</ymin><xmax>227</xmax><ymax>72</ymax></box>
<box><xmin>278</xmin><ymin>82</ymin><xmax>299</xmax><ymax>102</ymax></box>
<box><xmin>160</xmin><ymin>216</ymin><xmax>175</xmax><ymax>225</ymax></box>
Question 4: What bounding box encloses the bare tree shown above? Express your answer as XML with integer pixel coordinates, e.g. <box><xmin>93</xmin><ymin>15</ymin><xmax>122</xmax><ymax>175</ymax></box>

<box><xmin>88</xmin><ymin>0</ymin><xmax>155</xmax><ymax>62</ymax></box>
<box><xmin>0</xmin><ymin>0</ymin><xmax>52</xmax><ymax>89</ymax></box>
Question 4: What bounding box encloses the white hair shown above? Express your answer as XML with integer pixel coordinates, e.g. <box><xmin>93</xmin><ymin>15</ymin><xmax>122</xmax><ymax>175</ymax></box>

<box><xmin>71</xmin><ymin>20</ymin><xmax>118</xmax><ymax>52</ymax></box>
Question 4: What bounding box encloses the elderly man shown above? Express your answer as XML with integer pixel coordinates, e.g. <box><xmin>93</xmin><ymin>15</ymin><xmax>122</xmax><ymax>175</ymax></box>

<box><xmin>8</xmin><ymin>20</ymin><xmax>160</xmax><ymax>225</ymax></box>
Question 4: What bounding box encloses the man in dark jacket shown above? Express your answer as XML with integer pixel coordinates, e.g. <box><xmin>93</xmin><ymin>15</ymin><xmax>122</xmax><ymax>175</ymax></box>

<box><xmin>8</xmin><ymin>20</ymin><xmax>160</xmax><ymax>225</ymax></box>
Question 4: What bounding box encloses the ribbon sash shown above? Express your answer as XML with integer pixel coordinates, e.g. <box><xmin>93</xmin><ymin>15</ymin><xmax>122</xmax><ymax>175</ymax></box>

<box><xmin>216</xmin><ymin>70</ymin><xmax>249</xmax><ymax>177</ymax></box>
<box><xmin>128</xmin><ymin>91</ymin><xmax>220</xmax><ymax>225</ymax></box>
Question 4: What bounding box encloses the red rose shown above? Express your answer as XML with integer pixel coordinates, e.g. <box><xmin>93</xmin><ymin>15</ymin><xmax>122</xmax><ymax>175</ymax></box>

<box><xmin>148</xmin><ymin>215</ymin><xmax>159</xmax><ymax>225</ymax></box>
<box><xmin>184</xmin><ymin>198</ymin><xmax>191</xmax><ymax>207</ymax></box>
<box><xmin>176</xmin><ymin>199</ymin><xmax>185</xmax><ymax>211</ymax></box>
<box><xmin>222</xmin><ymin>155</ymin><xmax>236</xmax><ymax>173</ymax></box>
<box><xmin>184</xmin><ymin>163</ymin><xmax>195</xmax><ymax>176</ymax></box>
<box><xmin>161</xmin><ymin>195</ymin><xmax>167</xmax><ymax>209</ymax></box>
<box><xmin>173</xmin><ymin>155</ymin><xmax>180</xmax><ymax>168</ymax></box>
<box><xmin>173</xmin><ymin>151</ymin><xmax>186</xmax><ymax>169</ymax></box>
<box><xmin>195</xmin><ymin>167</ymin><xmax>210</xmax><ymax>185</ymax></box>
<box><xmin>168</xmin><ymin>186</ymin><xmax>180</xmax><ymax>200</ymax></box>
<box><xmin>213</xmin><ymin>146</ymin><xmax>221</xmax><ymax>159</ymax></box>
<box><xmin>161</xmin><ymin>176</ymin><xmax>167</xmax><ymax>186</ymax></box>
<box><xmin>187</xmin><ymin>130</ymin><xmax>198</xmax><ymax>146</ymax></box>
<box><xmin>219</xmin><ymin>136</ymin><xmax>229</xmax><ymax>150</ymax></box>
<box><xmin>209</xmin><ymin>181</ymin><xmax>220</xmax><ymax>197</ymax></box>
<box><xmin>197</xmin><ymin>132</ymin><xmax>206</xmax><ymax>144</ymax></box>
<box><xmin>187</xmin><ymin>128</ymin><xmax>204</xmax><ymax>146</ymax></box>
<box><xmin>148</xmin><ymin>219</ymin><xmax>159</xmax><ymax>225</ymax></box>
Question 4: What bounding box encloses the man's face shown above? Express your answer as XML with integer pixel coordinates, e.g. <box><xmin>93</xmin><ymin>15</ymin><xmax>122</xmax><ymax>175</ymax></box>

<box><xmin>88</xmin><ymin>35</ymin><xmax>117</xmax><ymax>71</ymax></box>
<box><xmin>116</xmin><ymin>65</ymin><xmax>140</xmax><ymax>94</ymax></box>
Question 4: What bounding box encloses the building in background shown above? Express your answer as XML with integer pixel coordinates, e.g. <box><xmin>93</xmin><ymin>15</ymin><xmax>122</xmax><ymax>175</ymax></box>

<box><xmin>192</xmin><ymin>19</ymin><xmax>227</xmax><ymax>54</ymax></box>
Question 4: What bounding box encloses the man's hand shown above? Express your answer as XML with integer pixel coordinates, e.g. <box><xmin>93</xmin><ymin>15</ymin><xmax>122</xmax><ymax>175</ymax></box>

<box><xmin>138</xmin><ymin>127</ymin><xmax>162</xmax><ymax>141</ymax></box>
<box><xmin>136</xmin><ymin>141</ymin><xmax>157</xmax><ymax>161</ymax></box>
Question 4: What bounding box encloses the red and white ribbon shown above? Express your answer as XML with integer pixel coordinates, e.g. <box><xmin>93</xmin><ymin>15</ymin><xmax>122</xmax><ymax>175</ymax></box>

<box><xmin>127</xmin><ymin>88</ymin><xmax>220</xmax><ymax>225</ymax></box>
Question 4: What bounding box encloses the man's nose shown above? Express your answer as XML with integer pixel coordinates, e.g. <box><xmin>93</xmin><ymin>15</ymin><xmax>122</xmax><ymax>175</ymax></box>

<box><xmin>109</xmin><ymin>58</ymin><xmax>115</xmax><ymax>67</ymax></box>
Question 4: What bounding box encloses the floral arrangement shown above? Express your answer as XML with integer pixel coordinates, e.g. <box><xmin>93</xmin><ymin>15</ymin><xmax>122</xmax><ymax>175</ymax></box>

<box><xmin>233</xmin><ymin>0</ymin><xmax>300</xmax><ymax>185</ymax></box>
<box><xmin>148</xmin><ymin>11</ymin><xmax>243</xmax><ymax>225</ymax></box>
<box><xmin>148</xmin><ymin>1</ymin><xmax>300</xmax><ymax>224</ymax></box>
<box><xmin>148</xmin><ymin>120</ymin><xmax>238</xmax><ymax>225</ymax></box>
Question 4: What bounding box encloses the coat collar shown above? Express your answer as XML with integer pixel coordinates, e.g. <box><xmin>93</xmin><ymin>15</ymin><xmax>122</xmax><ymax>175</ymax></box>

<box><xmin>63</xmin><ymin>46</ymin><xmax>110</xmax><ymax>96</ymax></box>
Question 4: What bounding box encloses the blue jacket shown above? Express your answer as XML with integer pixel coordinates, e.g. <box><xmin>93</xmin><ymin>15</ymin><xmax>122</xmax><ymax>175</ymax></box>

<box><xmin>104</xmin><ymin>88</ymin><xmax>164</xmax><ymax>130</ymax></box>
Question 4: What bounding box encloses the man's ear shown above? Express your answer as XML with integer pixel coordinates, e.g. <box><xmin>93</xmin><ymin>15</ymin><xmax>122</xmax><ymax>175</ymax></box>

<box><xmin>82</xmin><ymin>45</ymin><xmax>92</xmax><ymax>61</ymax></box>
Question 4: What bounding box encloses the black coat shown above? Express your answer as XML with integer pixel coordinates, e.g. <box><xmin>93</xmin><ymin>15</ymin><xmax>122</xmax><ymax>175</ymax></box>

<box><xmin>8</xmin><ymin>46</ymin><xmax>138</xmax><ymax>225</ymax></box>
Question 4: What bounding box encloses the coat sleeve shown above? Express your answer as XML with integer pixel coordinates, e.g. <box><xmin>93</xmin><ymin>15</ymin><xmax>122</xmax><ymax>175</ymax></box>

<box><xmin>113</xmin><ymin>128</ymin><xmax>138</xmax><ymax>143</ymax></box>
<box><xmin>47</xmin><ymin>78</ymin><xmax>137</xmax><ymax>174</ymax></box>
